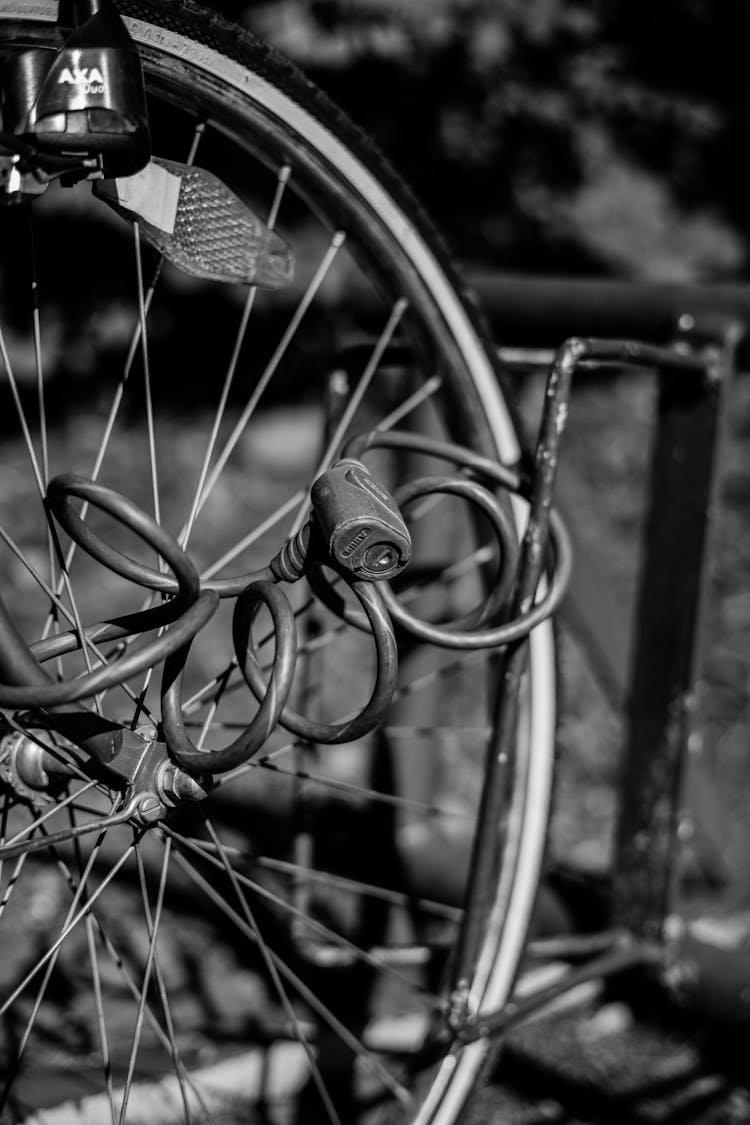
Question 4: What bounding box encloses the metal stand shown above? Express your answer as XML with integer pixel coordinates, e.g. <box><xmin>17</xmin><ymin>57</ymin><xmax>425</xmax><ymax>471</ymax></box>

<box><xmin>612</xmin><ymin>316</ymin><xmax>740</xmax><ymax>937</ymax></box>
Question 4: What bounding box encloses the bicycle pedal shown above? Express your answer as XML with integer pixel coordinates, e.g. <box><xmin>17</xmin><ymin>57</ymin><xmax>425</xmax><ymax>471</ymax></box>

<box><xmin>94</xmin><ymin>157</ymin><xmax>294</xmax><ymax>288</ymax></box>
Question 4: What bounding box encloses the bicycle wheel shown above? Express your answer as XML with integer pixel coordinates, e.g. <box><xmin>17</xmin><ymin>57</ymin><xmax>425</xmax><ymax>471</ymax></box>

<box><xmin>0</xmin><ymin>3</ymin><xmax>557</xmax><ymax>1122</ymax></box>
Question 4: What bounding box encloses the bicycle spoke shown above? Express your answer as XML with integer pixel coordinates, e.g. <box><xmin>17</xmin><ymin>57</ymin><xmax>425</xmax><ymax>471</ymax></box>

<box><xmin>255</xmin><ymin>756</ymin><xmax>473</xmax><ymax>819</ymax></box>
<box><xmin>168</xmin><ymin>823</ymin><xmax>440</xmax><ymax>1002</ymax></box>
<box><xmin>194</xmin><ymin>664</ymin><xmax>236</xmax><ymax>750</ymax></box>
<box><xmin>44</xmin><ymin>836</ymin><xmax>216</xmax><ymax>1123</ymax></box>
<box><xmin>27</xmin><ymin>219</ymin><xmax>49</xmax><ymax>489</ymax></box>
<box><xmin>64</xmin><ymin>803</ymin><xmax>119</xmax><ymax>1125</ymax></box>
<box><xmin>134</xmin><ymin>223</ymin><xmax>161</xmax><ymax>528</ymax></box>
<box><xmin>0</xmin><ymin>852</ymin><xmax>28</xmax><ymax>926</ymax></box>
<box><xmin>0</xmin><ymin>789</ymin><xmax>29</xmax><ymax>923</ymax></box>
<box><xmin>0</xmin><ymin>787</ymin><xmax>9</xmax><ymax>883</ymax></box>
<box><xmin>126</xmin><ymin>219</ymin><xmax>166</xmax><ymax>716</ymax></box>
<box><xmin>172</xmin><ymin>844</ymin><xmax>411</xmax><ymax>1105</ymax></box>
<box><xmin>2</xmin><ymin>779</ymin><xmax>98</xmax><ymax>848</ymax></box>
<box><xmin>0</xmin><ymin>833</ymin><xmax>134</xmax><ymax>1020</ymax></box>
<box><xmin>0</xmin><ymin>523</ymin><xmax>161</xmax><ymax>716</ymax></box>
<box><xmin>0</xmin><ymin>800</ymin><xmax>139</xmax><ymax>863</ymax></box>
<box><xmin>118</xmin><ymin>834</ymin><xmax>171</xmax><ymax>1125</ymax></box>
<box><xmin>2</xmin><ymin>844</ymin><xmax>193</xmax><ymax>1125</ymax></box>
<box><xmin>210</xmin><ymin>748</ymin><xmax>472</xmax><ymax>821</ymax></box>
<box><xmin>37</xmin><ymin>122</ymin><xmax>207</xmax><ymax>645</ymax></box>
<box><xmin>392</xmin><ymin>649</ymin><xmax>490</xmax><ymax>704</ymax></box>
<box><xmin>83</xmin><ymin>906</ymin><xmax>118</xmax><ymax>1125</ymax></box>
<box><xmin>0</xmin><ymin>319</ymin><xmax>45</xmax><ymax>498</ymax></box>
<box><xmin>181</xmin><ymin>587</ymin><xmax>318</xmax><ymax>715</ymax></box>
<box><xmin>190</xmin><ymin>534</ymin><xmax>493</xmax><ymax>734</ymax></box>
<box><xmin>1</xmin><ymin>521</ymin><xmax>80</xmax><ymax>625</ymax></box>
<box><xmin>52</xmin><ymin>523</ymin><xmax>107</xmax><ymax>714</ymax></box>
<box><xmin>376</xmin><ymin>373</ymin><xmax>443</xmax><ymax>431</ymax></box>
<box><xmin>250</xmin><ymin>853</ymin><xmax>460</xmax><ymax>920</ymax></box>
<box><xmin>289</xmin><ymin>296</ymin><xmax>409</xmax><ymax>536</ymax></box>
<box><xmin>203</xmin><ymin>816</ymin><xmax>344</xmax><ymax>1125</ymax></box>
<box><xmin>200</xmin><ymin>490</ymin><xmax>303</xmax><ymax>581</ymax></box>
<box><xmin>0</xmin><ymin>814</ymin><xmax>121</xmax><ymax>1113</ymax></box>
<box><xmin>192</xmin><ymin>230</ymin><xmax>346</xmax><ymax>522</ymax></box>
<box><xmin>199</xmin><ymin>370</ymin><xmax>443</xmax><ymax>586</ymax></box>
<box><xmin>26</xmin><ymin>211</ymin><xmax>66</xmax><ymax>663</ymax></box>
<box><xmin>72</xmin><ymin>118</ymin><xmax>206</xmax><ymax>516</ymax></box>
<box><xmin>169</xmin><ymin>832</ymin><xmax>461</xmax><ymax>921</ymax></box>
<box><xmin>134</xmin><ymin>846</ymin><xmax>194</xmax><ymax>1125</ymax></box>
<box><xmin>6</xmin><ymin>823</ymin><xmax>217</xmax><ymax>1125</ymax></box>
<box><xmin>181</xmin><ymin>164</ymin><xmax>292</xmax><ymax>551</ymax></box>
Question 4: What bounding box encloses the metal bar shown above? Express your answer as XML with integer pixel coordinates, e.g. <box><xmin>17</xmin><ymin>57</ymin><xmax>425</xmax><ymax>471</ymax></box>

<box><xmin>472</xmin><ymin>272</ymin><xmax>750</xmax><ymax>363</ymax></box>
<box><xmin>611</xmin><ymin>316</ymin><xmax>742</xmax><ymax>939</ymax></box>
<box><xmin>449</xmin><ymin>336</ymin><xmax>703</xmax><ymax>1005</ymax></box>
<box><xmin>458</xmin><ymin>940</ymin><xmax>656</xmax><ymax>1043</ymax></box>
<box><xmin>451</xmin><ymin>336</ymin><xmax>582</xmax><ymax>1000</ymax></box>
<box><xmin>495</xmin><ymin>337</ymin><xmax>734</xmax><ymax>887</ymax></box>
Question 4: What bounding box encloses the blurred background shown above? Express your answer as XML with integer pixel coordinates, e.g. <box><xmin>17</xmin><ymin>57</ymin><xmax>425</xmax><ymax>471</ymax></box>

<box><xmin>213</xmin><ymin>0</ymin><xmax>749</xmax><ymax>284</ymax></box>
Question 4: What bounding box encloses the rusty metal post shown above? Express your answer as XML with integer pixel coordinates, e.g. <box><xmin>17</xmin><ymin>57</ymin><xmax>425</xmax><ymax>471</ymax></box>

<box><xmin>611</xmin><ymin>316</ymin><xmax>741</xmax><ymax>939</ymax></box>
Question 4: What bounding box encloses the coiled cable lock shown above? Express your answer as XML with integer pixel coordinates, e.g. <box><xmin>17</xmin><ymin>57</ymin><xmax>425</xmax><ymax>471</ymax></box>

<box><xmin>0</xmin><ymin>431</ymin><xmax>570</xmax><ymax>776</ymax></box>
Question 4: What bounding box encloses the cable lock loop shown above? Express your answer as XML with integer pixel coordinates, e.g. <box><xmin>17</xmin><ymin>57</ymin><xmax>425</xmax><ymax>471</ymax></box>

<box><xmin>238</xmin><ymin>572</ymin><xmax>399</xmax><ymax>745</ymax></box>
<box><xmin>310</xmin><ymin>431</ymin><xmax>571</xmax><ymax>651</ymax></box>
<box><xmin>48</xmin><ymin>473</ymin><xmax>274</xmax><ymax>599</ymax></box>
<box><xmin>161</xmin><ymin>580</ymin><xmax>298</xmax><ymax>773</ymax></box>
<box><xmin>0</xmin><ymin>475</ymin><xmax>218</xmax><ymax>709</ymax></box>
<box><xmin>0</xmin><ymin>430</ymin><xmax>570</xmax><ymax>773</ymax></box>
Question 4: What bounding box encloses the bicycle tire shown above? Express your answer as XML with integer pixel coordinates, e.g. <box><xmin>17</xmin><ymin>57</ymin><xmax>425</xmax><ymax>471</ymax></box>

<box><xmin>0</xmin><ymin>3</ymin><xmax>558</xmax><ymax>1122</ymax></box>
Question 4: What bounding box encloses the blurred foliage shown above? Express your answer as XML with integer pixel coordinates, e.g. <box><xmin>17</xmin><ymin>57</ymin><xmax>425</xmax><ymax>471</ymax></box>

<box><xmin>208</xmin><ymin>0</ymin><xmax>749</xmax><ymax>280</ymax></box>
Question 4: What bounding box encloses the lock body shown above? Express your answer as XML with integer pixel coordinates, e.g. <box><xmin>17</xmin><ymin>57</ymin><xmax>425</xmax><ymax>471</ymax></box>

<box><xmin>311</xmin><ymin>459</ymin><xmax>412</xmax><ymax>582</ymax></box>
